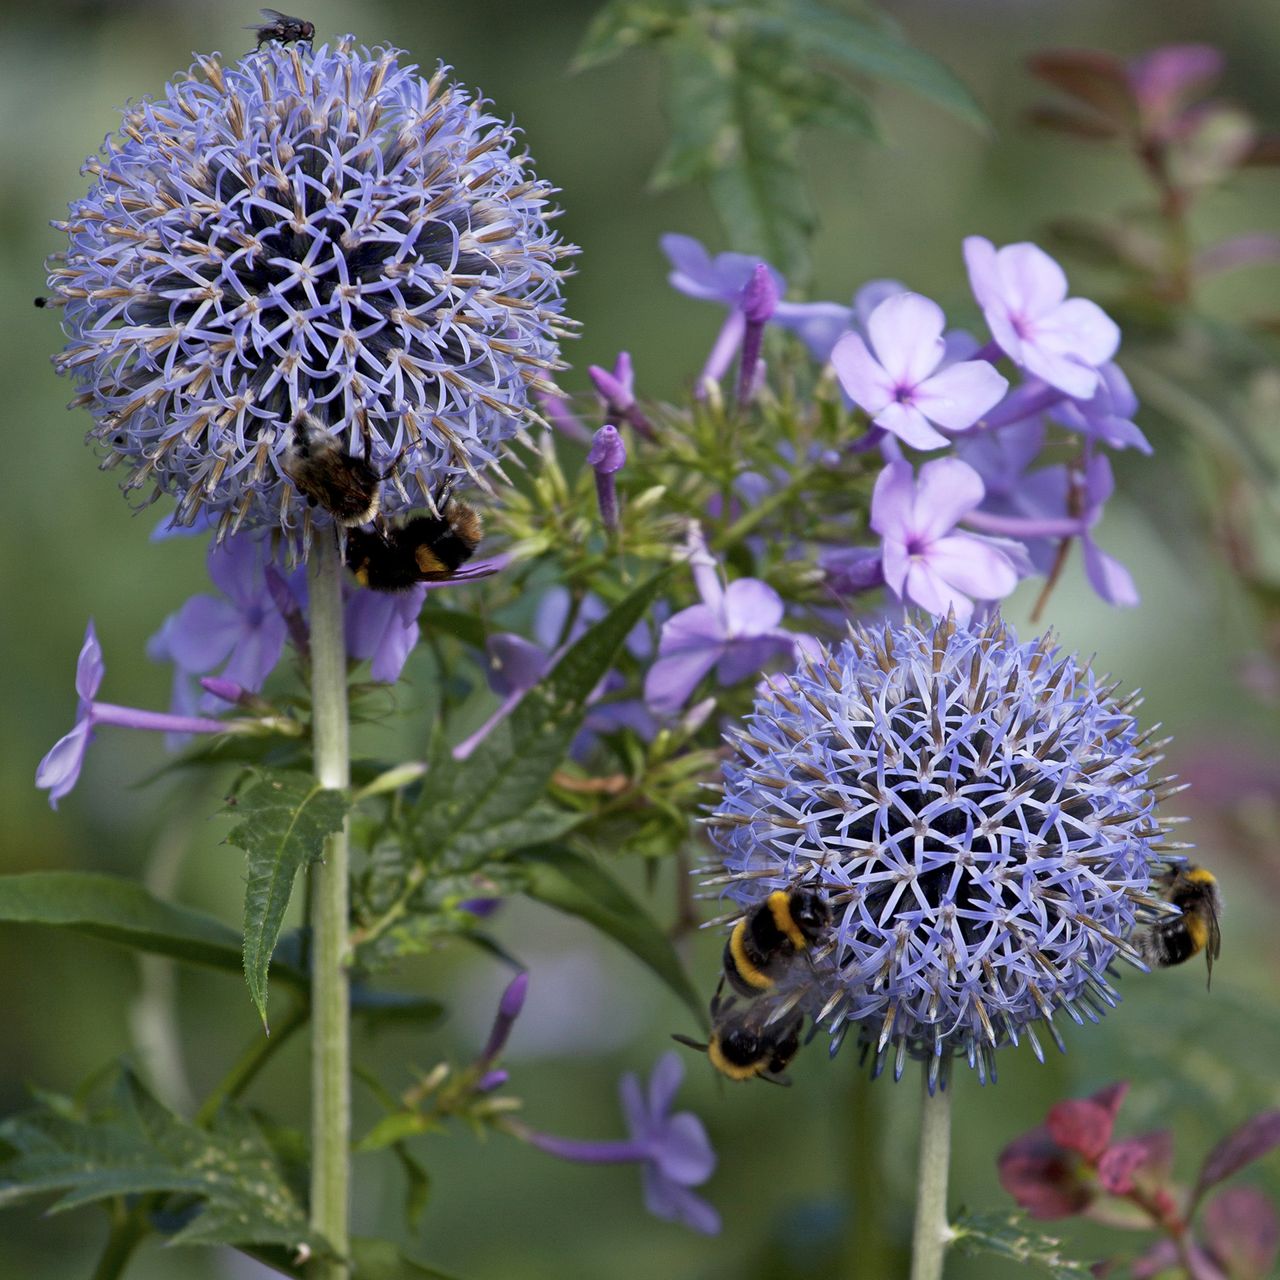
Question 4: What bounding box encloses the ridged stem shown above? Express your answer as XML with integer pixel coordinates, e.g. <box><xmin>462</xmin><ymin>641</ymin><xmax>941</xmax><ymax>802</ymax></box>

<box><xmin>909</xmin><ymin>1074</ymin><xmax>953</xmax><ymax>1280</ymax></box>
<box><xmin>308</xmin><ymin>536</ymin><xmax>351</xmax><ymax>1278</ymax></box>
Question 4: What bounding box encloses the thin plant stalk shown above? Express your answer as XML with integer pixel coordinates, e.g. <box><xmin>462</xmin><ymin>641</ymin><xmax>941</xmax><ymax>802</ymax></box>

<box><xmin>308</xmin><ymin>536</ymin><xmax>352</xmax><ymax>1278</ymax></box>
<box><xmin>909</xmin><ymin>1073</ymin><xmax>953</xmax><ymax>1280</ymax></box>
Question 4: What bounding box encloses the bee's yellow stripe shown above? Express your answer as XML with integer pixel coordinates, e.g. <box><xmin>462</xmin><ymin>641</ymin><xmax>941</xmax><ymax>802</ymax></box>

<box><xmin>1186</xmin><ymin>915</ymin><xmax>1209</xmax><ymax>954</ymax></box>
<box><xmin>729</xmin><ymin>922</ymin><xmax>773</xmax><ymax>991</ymax></box>
<box><xmin>1187</xmin><ymin>867</ymin><xmax>1217</xmax><ymax>887</ymax></box>
<box><xmin>769</xmin><ymin>890</ymin><xmax>810</xmax><ymax>952</ymax></box>
<box><xmin>708</xmin><ymin>1038</ymin><xmax>765</xmax><ymax>1081</ymax></box>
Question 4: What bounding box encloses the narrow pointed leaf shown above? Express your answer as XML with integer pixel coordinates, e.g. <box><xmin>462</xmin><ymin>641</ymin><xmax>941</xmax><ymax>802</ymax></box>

<box><xmin>413</xmin><ymin>570</ymin><xmax>671</xmax><ymax>863</ymax></box>
<box><xmin>512</xmin><ymin>844</ymin><xmax>704</xmax><ymax>1024</ymax></box>
<box><xmin>1194</xmin><ymin>1110</ymin><xmax>1280</xmax><ymax>1205</ymax></box>
<box><xmin>0</xmin><ymin>871</ymin><xmax>296</xmax><ymax>979</ymax></box>
<box><xmin>352</xmin><ymin>1240</ymin><xmax>460</xmax><ymax>1280</ymax></box>
<box><xmin>225</xmin><ymin>770</ymin><xmax>349</xmax><ymax>1028</ymax></box>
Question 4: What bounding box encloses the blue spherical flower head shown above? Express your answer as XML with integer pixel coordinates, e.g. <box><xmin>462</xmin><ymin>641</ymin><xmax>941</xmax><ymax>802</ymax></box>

<box><xmin>47</xmin><ymin>38</ymin><xmax>577</xmax><ymax>546</ymax></box>
<box><xmin>708</xmin><ymin>614</ymin><xmax>1182</xmax><ymax>1088</ymax></box>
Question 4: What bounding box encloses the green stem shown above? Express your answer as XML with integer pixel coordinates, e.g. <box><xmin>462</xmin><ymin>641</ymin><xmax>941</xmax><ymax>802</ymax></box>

<box><xmin>195</xmin><ymin>1000</ymin><xmax>309</xmax><ymax>1128</ymax></box>
<box><xmin>909</xmin><ymin>1074</ymin><xmax>953</xmax><ymax>1280</ymax></box>
<box><xmin>91</xmin><ymin>1204</ymin><xmax>149</xmax><ymax>1280</ymax></box>
<box><xmin>307</xmin><ymin>536</ymin><xmax>352</xmax><ymax>1278</ymax></box>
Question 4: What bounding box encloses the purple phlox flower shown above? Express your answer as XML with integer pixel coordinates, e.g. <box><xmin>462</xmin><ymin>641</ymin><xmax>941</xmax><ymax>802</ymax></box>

<box><xmin>978</xmin><ymin>454</ymin><xmax>1138</xmax><ymax>607</ymax></box>
<box><xmin>156</xmin><ymin>535</ymin><xmax>289</xmax><ymax>706</ymax></box>
<box><xmin>587</xmin><ymin>425</ymin><xmax>627</xmax><ymax>531</ymax></box>
<box><xmin>954</xmin><ymin>419</ymin><xmax>1050</xmax><ymax>511</ymax></box>
<box><xmin>478</xmin><ymin>972</ymin><xmax>529</xmax><ymax>1068</ymax></box>
<box><xmin>37</xmin><ymin>622</ymin><xmax>228</xmax><ymax>808</ymax></box>
<box><xmin>660</xmin><ymin>234</ymin><xmax>785</xmax><ymax>390</ymax></box>
<box><xmin>770</xmin><ymin>280</ymin><xmax>910</xmax><ymax>365</ymax></box>
<box><xmin>146</xmin><ymin>613</ymin><xmax>203</xmax><ymax>749</ymax></box>
<box><xmin>589</xmin><ymin>353</ymin><xmax>654</xmax><ymax>439</ymax></box>
<box><xmin>644</xmin><ymin>524</ymin><xmax>812</xmax><ymax>715</ymax></box>
<box><xmin>832</xmin><ymin>293</ymin><xmax>1009</xmax><ymax>450</ymax></box>
<box><xmin>964</xmin><ymin>237</ymin><xmax>1121</xmax><ymax>399</ymax></box>
<box><xmin>871</xmin><ymin>458</ymin><xmax>1022</xmax><ymax>624</ymax></box>
<box><xmin>346</xmin><ymin>584</ymin><xmax>428</xmax><ymax>683</ymax></box>
<box><xmin>522</xmin><ymin>1052</ymin><xmax>719</xmax><ymax>1235</ymax></box>
<box><xmin>820</xmin><ymin>545</ymin><xmax>887</xmax><ymax>596</ymax></box>
<box><xmin>1049</xmin><ymin>364</ymin><xmax>1152</xmax><ymax>454</ymax></box>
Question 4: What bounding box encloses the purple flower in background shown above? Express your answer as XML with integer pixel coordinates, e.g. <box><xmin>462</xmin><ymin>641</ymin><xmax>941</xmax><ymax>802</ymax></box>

<box><xmin>964</xmin><ymin>237</ymin><xmax>1120</xmax><ymax>399</ymax></box>
<box><xmin>644</xmin><ymin>526</ymin><xmax>810</xmax><ymax>715</ymax></box>
<box><xmin>832</xmin><ymin>293</ymin><xmax>1009</xmax><ymax>450</ymax></box>
<box><xmin>820</xmin><ymin>545</ymin><xmax>887</xmax><ymax>596</ymax></box>
<box><xmin>37</xmin><ymin>622</ymin><xmax>229</xmax><ymax>808</ymax></box>
<box><xmin>871</xmin><ymin>458</ymin><xmax>1021</xmax><ymax>623</ymax></box>
<box><xmin>522</xmin><ymin>1052</ymin><xmax>719</xmax><ymax>1235</ymax></box>
<box><xmin>537</xmin><ymin>391</ymin><xmax>593</xmax><ymax>445</ymax></box>
<box><xmin>709</xmin><ymin>615</ymin><xmax>1182</xmax><ymax>1085</ymax></box>
<box><xmin>156</xmin><ymin>535</ymin><xmax>289</xmax><ymax>701</ymax></box>
<box><xmin>346</xmin><ymin>584</ymin><xmax>428</xmax><ymax>683</ymax></box>
<box><xmin>771</xmin><ymin>279</ymin><xmax>908</xmax><ymax>364</ymax></box>
<box><xmin>1128</xmin><ymin>44</ymin><xmax>1224</xmax><ymax>137</ymax></box>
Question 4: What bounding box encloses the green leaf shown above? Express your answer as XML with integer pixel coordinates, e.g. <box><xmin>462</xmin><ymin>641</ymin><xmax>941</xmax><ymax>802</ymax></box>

<box><xmin>511</xmin><ymin>845</ymin><xmax>705</xmax><ymax>1025</ymax></box>
<box><xmin>225</xmin><ymin>770</ymin><xmax>349</xmax><ymax>1029</ymax></box>
<box><xmin>747</xmin><ymin>2</ymin><xmax>988</xmax><ymax>132</ymax></box>
<box><xmin>573</xmin><ymin>0</ymin><xmax>690</xmax><ymax>72</ymax></box>
<box><xmin>352</xmin><ymin>1239</ymin><xmax>460</xmax><ymax>1280</ymax></box>
<box><xmin>0</xmin><ymin>1070</ymin><xmax>323</xmax><ymax>1254</ymax></box>
<box><xmin>392</xmin><ymin>1144</ymin><xmax>432</xmax><ymax>1231</ymax></box>
<box><xmin>653</xmin><ymin>29</ymin><xmax>813</xmax><ymax>278</ymax></box>
<box><xmin>412</xmin><ymin>570</ymin><xmax>672</xmax><ymax>866</ymax></box>
<box><xmin>950</xmin><ymin>1211</ymin><xmax>1092</xmax><ymax>1278</ymax></box>
<box><xmin>0</xmin><ymin>871</ymin><xmax>295</xmax><ymax>980</ymax></box>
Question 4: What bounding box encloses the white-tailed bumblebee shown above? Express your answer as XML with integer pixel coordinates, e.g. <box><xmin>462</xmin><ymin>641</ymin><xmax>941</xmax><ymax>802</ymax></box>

<box><xmin>249</xmin><ymin>9</ymin><xmax>315</xmax><ymax>47</ymax></box>
<box><xmin>281</xmin><ymin>412</ymin><xmax>383</xmax><ymax>527</ymax></box>
<box><xmin>1137</xmin><ymin>863</ymin><xmax>1222</xmax><ymax>985</ymax></box>
<box><xmin>345</xmin><ymin>499</ymin><xmax>483</xmax><ymax>592</ymax></box>
<box><xmin>722</xmin><ymin>887</ymin><xmax>831</xmax><ymax>998</ymax></box>
<box><xmin>674</xmin><ymin>991</ymin><xmax>805</xmax><ymax>1085</ymax></box>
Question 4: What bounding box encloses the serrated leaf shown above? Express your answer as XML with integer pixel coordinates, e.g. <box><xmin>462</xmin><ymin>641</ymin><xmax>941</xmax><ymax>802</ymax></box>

<box><xmin>225</xmin><ymin>770</ymin><xmax>349</xmax><ymax>1028</ymax></box>
<box><xmin>0</xmin><ymin>871</ymin><xmax>304</xmax><ymax>982</ymax></box>
<box><xmin>573</xmin><ymin>0</ymin><xmax>690</xmax><ymax>72</ymax></box>
<box><xmin>654</xmin><ymin>28</ymin><xmax>813</xmax><ymax>279</ymax></box>
<box><xmin>412</xmin><ymin>570</ymin><xmax>671</xmax><ymax>865</ymax></box>
<box><xmin>511</xmin><ymin>845</ymin><xmax>704</xmax><ymax>1025</ymax></box>
<box><xmin>748</xmin><ymin>1</ymin><xmax>988</xmax><ymax>132</ymax></box>
<box><xmin>0</xmin><ymin>1070</ymin><xmax>322</xmax><ymax>1254</ymax></box>
<box><xmin>950</xmin><ymin>1211</ymin><xmax>1091</xmax><ymax>1278</ymax></box>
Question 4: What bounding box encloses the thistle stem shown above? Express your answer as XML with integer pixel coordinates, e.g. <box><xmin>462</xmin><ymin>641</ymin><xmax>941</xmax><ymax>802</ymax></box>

<box><xmin>909</xmin><ymin>1075</ymin><xmax>953</xmax><ymax>1280</ymax></box>
<box><xmin>307</xmin><ymin>536</ymin><xmax>352</xmax><ymax>1278</ymax></box>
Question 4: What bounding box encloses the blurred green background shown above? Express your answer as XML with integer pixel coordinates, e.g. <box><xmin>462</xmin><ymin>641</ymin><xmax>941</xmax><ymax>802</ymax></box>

<box><xmin>3</xmin><ymin>1</ymin><xmax>1279</xmax><ymax>1277</ymax></box>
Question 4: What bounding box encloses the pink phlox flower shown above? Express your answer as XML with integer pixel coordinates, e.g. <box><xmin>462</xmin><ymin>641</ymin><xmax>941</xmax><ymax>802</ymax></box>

<box><xmin>964</xmin><ymin>236</ymin><xmax>1121</xmax><ymax>399</ymax></box>
<box><xmin>832</xmin><ymin>292</ymin><xmax>1009</xmax><ymax>450</ymax></box>
<box><xmin>871</xmin><ymin>458</ymin><xmax>1022</xmax><ymax>624</ymax></box>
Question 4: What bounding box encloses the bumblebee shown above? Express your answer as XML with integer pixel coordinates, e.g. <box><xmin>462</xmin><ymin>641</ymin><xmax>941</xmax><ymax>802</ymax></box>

<box><xmin>674</xmin><ymin>992</ymin><xmax>805</xmax><ymax>1085</ymax></box>
<box><xmin>281</xmin><ymin>412</ymin><xmax>384</xmax><ymax>527</ymax></box>
<box><xmin>1137</xmin><ymin>863</ymin><xmax>1222</xmax><ymax>985</ymax></box>
<box><xmin>249</xmin><ymin>9</ymin><xmax>315</xmax><ymax>47</ymax></box>
<box><xmin>722</xmin><ymin>887</ymin><xmax>831</xmax><ymax>998</ymax></box>
<box><xmin>345</xmin><ymin>499</ymin><xmax>483</xmax><ymax>592</ymax></box>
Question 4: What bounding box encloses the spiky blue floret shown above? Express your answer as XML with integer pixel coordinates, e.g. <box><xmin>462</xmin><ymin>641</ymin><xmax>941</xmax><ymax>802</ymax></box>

<box><xmin>48</xmin><ymin>38</ymin><xmax>576</xmax><ymax>544</ymax></box>
<box><xmin>708</xmin><ymin>615</ymin><xmax>1181</xmax><ymax>1086</ymax></box>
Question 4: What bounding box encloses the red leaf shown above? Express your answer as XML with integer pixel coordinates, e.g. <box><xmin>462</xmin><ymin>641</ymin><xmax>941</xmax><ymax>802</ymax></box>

<box><xmin>1049</xmin><ymin>1099</ymin><xmax>1118</xmax><ymax>1162</ymax></box>
<box><xmin>998</xmin><ymin>1125</ymin><xmax>1093</xmax><ymax>1219</ymax></box>
<box><xmin>1202</xmin><ymin>1185</ymin><xmax>1280</xmax><ymax>1279</ymax></box>
<box><xmin>1195</xmin><ymin>1111</ymin><xmax>1280</xmax><ymax>1202</ymax></box>
<box><xmin>1027</xmin><ymin>49</ymin><xmax>1134</xmax><ymax>126</ymax></box>
<box><xmin>1097</xmin><ymin>1131</ymin><xmax>1174</xmax><ymax>1194</ymax></box>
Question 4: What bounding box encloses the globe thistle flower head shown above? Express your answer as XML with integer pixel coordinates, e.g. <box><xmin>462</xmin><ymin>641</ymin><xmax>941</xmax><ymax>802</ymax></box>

<box><xmin>47</xmin><ymin>37</ymin><xmax>577</xmax><ymax>548</ymax></box>
<box><xmin>707</xmin><ymin>614</ymin><xmax>1185</xmax><ymax>1088</ymax></box>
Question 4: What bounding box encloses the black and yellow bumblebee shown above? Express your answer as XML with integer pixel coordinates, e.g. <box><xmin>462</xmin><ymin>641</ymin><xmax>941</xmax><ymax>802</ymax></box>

<box><xmin>674</xmin><ymin>992</ymin><xmax>805</xmax><ymax>1085</ymax></box>
<box><xmin>281</xmin><ymin>411</ymin><xmax>384</xmax><ymax>528</ymax></box>
<box><xmin>1137</xmin><ymin>863</ymin><xmax>1222</xmax><ymax>985</ymax></box>
<box><xmin>249</xmin><ymin>9</ymin><xmax>315</xmax><ymax>47</ymax></box>
<box><xmin>344</xmin><ymin>498</ymin><xmax>483</xmax><ymax>592</ymax></box>
<box><xmin>722</xmin><ymin>887</ymin><xmax>832</xmax><ymax>998</ymax></box>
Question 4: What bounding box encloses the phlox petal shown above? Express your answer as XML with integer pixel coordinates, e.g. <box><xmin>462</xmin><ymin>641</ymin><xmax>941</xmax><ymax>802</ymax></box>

<box><xmin>831</xmin><ymin>332</ymin><xmax>896</xmax><ymax>415</ymax></box>
<box><xmin>903</xmin><ymin>560</ymin><xmax>975</xmax><ymax>624</ymax></box>
<box><xmin>874</xmin><ymin>401</ymin><xmax>951</xmax><ymax>451</ymax></box>
<box><xmin>1082</xmin><ymin>537</ymin><xmax>1139</xmax><ymax>606</ymax></box>
<box><xmin>75</xmin><ymin>621</ymin><xmax>105</xmax><ymax>702</ymax></box>
<box><xmin>722</xmin><ymin>578</ymin><xmax>785</xmax><ymax>637</ymax></box>
<box><xmin>911</xmin><ymin>458</ymin><xmax>986</xmax><ymax>542</ymax></box>
<box><xmin>927</xmin><ymin>534</ymin><xmax>1020</xmax><ymax>600</ymax></box>
<box><xmin>36</xmin><ymin>721</ymin><xmax>92</xmax><ymax>810</ymax></box>
<box><xmin>912</xmin><ymin>360</ymin><xmax>1009</xmax><ymax>431</ymax></box>
<box><xmin>866</xmin><ymin>293</ymin><xmax>946</xmax><ymax>385</ymax></box>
